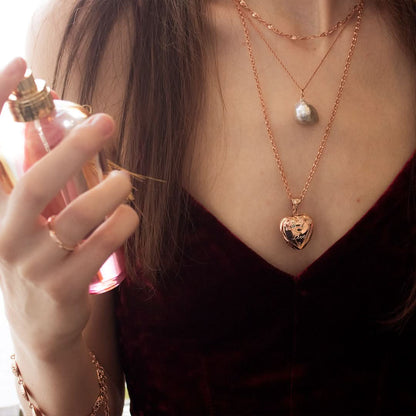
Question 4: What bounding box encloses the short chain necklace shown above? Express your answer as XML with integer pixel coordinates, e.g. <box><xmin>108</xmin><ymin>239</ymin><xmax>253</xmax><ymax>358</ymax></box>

<box><xmin>234</xmin><ymin>0</ymin><xmax>365</xmax><ymax>250</ymax></box>
<box><xmin>247</xmin><ymin>16</ymin><xmax>350</xmax><ymax>125</ymax></box>
<box><xmin>239</xmin><ymin>0</ymin><xmax>363</xmax><ymax>41</ymax></box>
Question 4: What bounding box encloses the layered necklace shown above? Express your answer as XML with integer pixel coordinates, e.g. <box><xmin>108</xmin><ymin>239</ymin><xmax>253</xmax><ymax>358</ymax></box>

<box><xmin>247</xmin><ymin>18</ymin><xmax>348</xmax><ymax>125</ymax></box>
<box><xmin>234</xmin><ymin>0</ymin><xmax>365</xmax><ymax>250</ymax></box>
<box><xmin>241</xmin><ymin>0</ymin><xmax>363</xmax><ymax>125</ymax></box>
<box><xmin>238</xmin><ymin>0</ymin><xmax>363</xmax><ymax>40</ymax></box>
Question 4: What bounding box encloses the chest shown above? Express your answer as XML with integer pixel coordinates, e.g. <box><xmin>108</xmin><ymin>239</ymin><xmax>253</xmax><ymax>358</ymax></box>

<box><xmin>185</xmin><ymin>7</ymin><xmax>416</xmax><ymax>276</ymax></box>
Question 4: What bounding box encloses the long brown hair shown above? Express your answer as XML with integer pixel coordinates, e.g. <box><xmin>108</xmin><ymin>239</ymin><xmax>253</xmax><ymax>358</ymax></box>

<box><xmin>54</xmin><ymin>0</ymin><xmax>210</xmax><ymax>282</ymax></box>
<box><xmin>54</xmin><ymin>0</ymin><xmax>416</xmax><ymax>317</ymax></box>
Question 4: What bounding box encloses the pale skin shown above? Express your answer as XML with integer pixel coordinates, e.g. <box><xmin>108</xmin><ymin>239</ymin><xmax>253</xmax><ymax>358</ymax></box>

<box><xmin>0</xmin><ymin>0</ymin><xmax>415</xmax><ymax>415</ymax></box>
<box><xmin>188</xmin><ymin>0</ymin><xmax>416</xmax><ymax>275</ymax></box>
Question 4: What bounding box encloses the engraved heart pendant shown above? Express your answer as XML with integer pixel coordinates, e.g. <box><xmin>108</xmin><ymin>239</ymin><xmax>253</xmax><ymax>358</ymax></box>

<box><xmin>280</xmin><ymin>214</ymin><xmax>313</xmax><ymax>250</ymax></box>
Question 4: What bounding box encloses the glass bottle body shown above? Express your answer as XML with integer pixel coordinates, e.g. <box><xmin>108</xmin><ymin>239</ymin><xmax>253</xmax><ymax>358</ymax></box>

<box><xmin>0</xmin><ymin>100</ymin><xmax>125</xmax><ymax>294</ymax></box>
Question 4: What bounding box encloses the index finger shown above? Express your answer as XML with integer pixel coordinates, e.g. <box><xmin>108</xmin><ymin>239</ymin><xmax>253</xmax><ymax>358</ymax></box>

<box><xmin>0</xmin><ymin>58</ymin><xmax>27</xmax><ymax>109</ymax></box>
<box><xmin>6</xmin><ymin>114</ymin><xmax>115</xmax><ymax>229</ymax></box>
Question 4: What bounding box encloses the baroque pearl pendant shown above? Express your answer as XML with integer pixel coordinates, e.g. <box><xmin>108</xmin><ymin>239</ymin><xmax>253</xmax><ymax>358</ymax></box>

<box><xmin>295</xmin><ymin>99</ymin><xmax>318</xmax><ymax>125</ymax></box>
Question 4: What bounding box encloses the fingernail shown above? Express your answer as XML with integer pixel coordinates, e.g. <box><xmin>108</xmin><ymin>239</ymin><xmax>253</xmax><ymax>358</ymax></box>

<box><xmin>87</xmin><ymin>114</ymin><xmax>114</xmax><ymax>137</ymax></box>
<box><xmin>108</xmin><ymin>169</ymin><xmax>130</xmax><ymax>180</ymax></box>
<box><xmin>3</xmin><ymin>57</ymin><xmax>26</xmax><ymax>77</ymax></box>
<box><xmin>121</xmin><ymin>170</ymin><xmax>132</xmax><ymax>185</ymax></box>
<box><xmin>119</xmin><ymin>169</ymin><xmax>130</xmax><ymax>179</ymax></box>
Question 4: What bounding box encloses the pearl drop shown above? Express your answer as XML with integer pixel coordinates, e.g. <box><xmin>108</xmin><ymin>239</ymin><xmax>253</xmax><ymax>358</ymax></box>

<box><xmin>295</xmin><ymin>99</ymin><xmax>318</xmax><ymax>125</ymax></box>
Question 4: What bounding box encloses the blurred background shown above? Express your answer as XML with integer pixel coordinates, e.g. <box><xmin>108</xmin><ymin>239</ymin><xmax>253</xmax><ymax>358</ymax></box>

<box><xmin>0</xmin><ymin>0</ymin><xmax>49</xmax><ymax>411</ymax></box>
<box><xmin>0</xmin><ymin>1</ymin><xmax>47</xmax><ymax>67</ymax></box>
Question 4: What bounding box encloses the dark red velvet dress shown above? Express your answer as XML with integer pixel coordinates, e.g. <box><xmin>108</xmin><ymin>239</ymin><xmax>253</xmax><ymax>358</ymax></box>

<box><xmin>115</xmin><ymin>153</ymin><xmax>416</xmax><ymax>416</ymax></box>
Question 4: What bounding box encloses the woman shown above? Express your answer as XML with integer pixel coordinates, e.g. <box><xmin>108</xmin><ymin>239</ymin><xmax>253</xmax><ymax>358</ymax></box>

<box><xmin>0</xmin><ymin>0</ymin><xmax>415</xmax><ymax>414</ymax></box>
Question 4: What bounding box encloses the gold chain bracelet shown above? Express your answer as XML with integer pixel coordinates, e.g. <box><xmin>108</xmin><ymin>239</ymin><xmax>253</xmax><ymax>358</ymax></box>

<box><xmin>11</xmin><ymin>351</ymin><xmax>109</xmax><ymax>416</ymax></box>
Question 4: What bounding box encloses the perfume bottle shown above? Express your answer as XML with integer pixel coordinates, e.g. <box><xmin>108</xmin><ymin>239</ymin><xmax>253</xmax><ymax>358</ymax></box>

<box><xmin>0</xmin><ymin>70</ymin><xmax>125</xmax><ymax>294</ymax></box>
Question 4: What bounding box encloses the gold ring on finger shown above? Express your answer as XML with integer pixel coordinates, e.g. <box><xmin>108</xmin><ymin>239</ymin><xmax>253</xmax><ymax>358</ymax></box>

<box><xmin>47</xmin><ymin>215</ymin><xmax>79</xmax><ymax>252</ymax></box>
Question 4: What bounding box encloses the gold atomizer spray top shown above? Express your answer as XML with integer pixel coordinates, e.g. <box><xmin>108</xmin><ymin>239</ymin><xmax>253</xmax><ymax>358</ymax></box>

<box><xmin>8</xmin><ymin>70</ymin><xmax>55</xmax><ymax>122</ymax></box>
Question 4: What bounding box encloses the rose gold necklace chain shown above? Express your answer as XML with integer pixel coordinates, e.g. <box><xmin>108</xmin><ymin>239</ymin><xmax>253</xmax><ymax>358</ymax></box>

<box><xmin>235</xmin><ymin>0</ymin><xmax>364</xmax><ymax>204</ymax></box>
<box><xmin>246</xmin><ymin>11</ymin><xmax>357</xmax><ymax>125</ymax></box>
<box><xmin>234</xmin><ymin>0</ymin><xmax>365</xmax><ymax>249</ymax></box>
<box><xmin>238</xmin><ymin>0</ymin><xmax>363</xmax><ymax>41</ymax></box>
<box><xmin>247</xmin><ymin>16</ymin><xmax>348</xmax><ymax>98</ymax></box>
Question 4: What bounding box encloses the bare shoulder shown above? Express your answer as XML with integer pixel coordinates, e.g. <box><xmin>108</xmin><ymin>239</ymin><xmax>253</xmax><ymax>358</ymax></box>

<box><xmin>26</xmin><ymin>0</ymin><xmax>133</xmax><ymax>118</ymax></box>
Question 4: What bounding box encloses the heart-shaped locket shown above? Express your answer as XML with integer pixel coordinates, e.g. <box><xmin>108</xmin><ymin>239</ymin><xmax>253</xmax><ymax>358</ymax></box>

<box><xmin>280</xmin><ymin>214</ymin><xmax>313</xmax><ymax>250</ymax></box>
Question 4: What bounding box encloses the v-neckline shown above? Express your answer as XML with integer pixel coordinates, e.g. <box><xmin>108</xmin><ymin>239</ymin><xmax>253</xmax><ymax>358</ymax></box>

<box><xmin>186</xmin><ymin>151</ymin><xmax>415</xmax><ymax>281</ymax></box>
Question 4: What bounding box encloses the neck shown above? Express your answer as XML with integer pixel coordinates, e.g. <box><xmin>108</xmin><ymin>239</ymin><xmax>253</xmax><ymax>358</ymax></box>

<box><xmin>243</xmin><ymin>0</ymin><xmax>361</xmax><ymax>37</ymax></box>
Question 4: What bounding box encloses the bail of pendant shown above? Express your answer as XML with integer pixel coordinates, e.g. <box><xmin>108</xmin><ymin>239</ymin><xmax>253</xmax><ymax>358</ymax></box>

<box><xmin>291</xmin><ymin>198</ymin><xmax>302</xmax><ymax>215</ymax></box>
<box><xmin>295</xmin><ymin>98</ymin><xmax>318</xmax><ymax>125</ymax></box>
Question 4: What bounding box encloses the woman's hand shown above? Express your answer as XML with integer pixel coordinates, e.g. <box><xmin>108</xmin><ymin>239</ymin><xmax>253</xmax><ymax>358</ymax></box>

<box><xmin>0</xmin><ymin>58</ymin><xmax>139</xmax><ymax>359</ymax></box>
